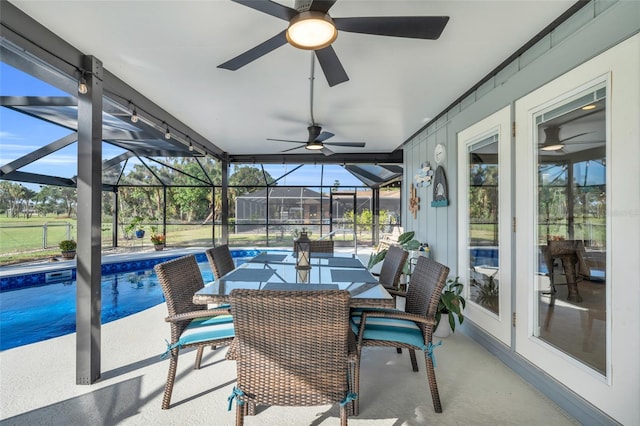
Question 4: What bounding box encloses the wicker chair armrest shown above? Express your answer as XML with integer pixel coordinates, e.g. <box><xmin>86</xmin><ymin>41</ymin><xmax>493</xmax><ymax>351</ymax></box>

<box><xmin>359</xmin><ymin>310</ymin><xmax>436</xmax><ymax>327</ymax></box>
<box><xmin>165</xmin><ymin>308</ymin><xmax>230</xmax><ymax>323</ymax></box>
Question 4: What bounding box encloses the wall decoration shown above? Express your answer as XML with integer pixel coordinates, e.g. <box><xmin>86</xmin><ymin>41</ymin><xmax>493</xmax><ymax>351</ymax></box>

<box><xmin>409</xmin><ymin>183</ymin><xmax>420</xmax><ymax>219</ymax></box>
<box><xmin>434</xmin><ymin>143</ymin><xmax>446</xmax><ymax>165</ymax></box>
<box><xmin>414</xmin><ymin>161</ymin><xmax>434</xmax><ymax>187</ymax></box>
<box><xmin>431</xmin><ymin>165</ymin><xmax>449</xmax><ymax>207</ymax></box>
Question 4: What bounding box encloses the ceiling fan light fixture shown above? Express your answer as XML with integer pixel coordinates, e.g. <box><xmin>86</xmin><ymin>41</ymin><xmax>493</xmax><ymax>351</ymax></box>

<box><xmin>305</xmin><ymin>141</ymin><xmax>324</xmax><ymax>150</ymax></box>
<box><xmin>541</xmin><ymin>143</ymin><xmax>564</xmax><ymax>151</ymax></box>
<box><xmin>286</xmin><ymin>12</ymin><xmax>337</xmax><ymax>50</ymax></box>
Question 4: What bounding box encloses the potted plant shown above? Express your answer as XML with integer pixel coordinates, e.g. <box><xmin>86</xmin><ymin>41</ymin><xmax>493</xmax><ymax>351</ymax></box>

<box><xmin>59</xmin><ymin>239</ymin><xmax>77</xmax><ymax>259</ymax></box>
<box><xmin>125</xmin><ymin>216</ymin><xmax>145</xmax><ymax>238</ymax></box>
<box><xmin>367</xmin><ymin>230</ymin><xmax>421</xmax><ymax>270</ymax></box>
<box><xmin>434</xmin><ymin>276</ymin><xmax>466</xmax><ymax>337</ymax></box>
<box><xmin>150</xmin><ymin>226</ymin><xmax>166</xmax><ymax>251</ymax></box>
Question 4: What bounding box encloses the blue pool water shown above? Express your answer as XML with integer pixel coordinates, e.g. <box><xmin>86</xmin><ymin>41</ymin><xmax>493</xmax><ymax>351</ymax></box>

<box><xmin>0</xmin><ymin>250</ymin><xmax>269</xmax><ymax>351</ymax></box>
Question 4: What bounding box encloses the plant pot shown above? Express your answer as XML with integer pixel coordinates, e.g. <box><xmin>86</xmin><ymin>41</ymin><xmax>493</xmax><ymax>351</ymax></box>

<box><xmin>61</xmin><ymin>250</ymin><xmax>76</xmax><ymax>260</ymax></box>
<box><xmin>154</xmin><ymin>244</ymin><xmax>165</xmax><ymax>251</ymax></box>
<box><xmin>434</xmin><ymin>319</ymin><xmax>453</xmax><ymax>338</ymax></box>
<box><xmin>135</xmin><ymin>230</ymin><xmax>145</xmax><ymax>238</ymax></box>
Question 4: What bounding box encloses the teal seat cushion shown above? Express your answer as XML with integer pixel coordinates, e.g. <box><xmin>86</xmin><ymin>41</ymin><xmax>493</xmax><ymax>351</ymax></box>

<box><xmin>179</xmin><ymin>314</ymin><xmax>235</xmax><ymax>347</ymax></box>
<box><xmin>162</xmin><ymin>314</ymin><xmax>235</xmax><ymax>358</ymax></box>
<box><xmin>351</xmin><ymin>315</ymin><xmax>426</xmax><ymax>351</ymax></box>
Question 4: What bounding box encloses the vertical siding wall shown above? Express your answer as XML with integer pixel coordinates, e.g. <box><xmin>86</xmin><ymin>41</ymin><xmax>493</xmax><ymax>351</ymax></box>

<box><xmin>403</xmin><ymin>0</ymin><xmax>638</xmax><ymax>274</ymax></box>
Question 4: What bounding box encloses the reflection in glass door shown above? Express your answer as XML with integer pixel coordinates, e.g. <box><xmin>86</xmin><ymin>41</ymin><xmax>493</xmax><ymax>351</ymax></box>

<box><xmin>457</xmin><ymin>106</ymin><xmax>511</xmax><ymax>345</ymax></box>
<box><xmin>534</xmin><ymin>84</ymin><xmax>607</xmax><ymax>375</ymax></box>
<box><xmin>468</xmin><ymin>136</ymin><xmax>500</xmax><ymax>315</ymax></box>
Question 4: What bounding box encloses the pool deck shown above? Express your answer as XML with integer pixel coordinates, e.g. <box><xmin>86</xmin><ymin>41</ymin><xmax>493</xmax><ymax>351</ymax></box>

<box><xmin>0</xmin><ymin>302</ymin><xmax>577</xmax><ymax>425</ymax></box>
<box><xmin>0</xmin><ymin>247</ymin><xmax>214</xmax><ymax>278</ymax></box>
<box><xmin>0</xmin><ymin>247</ymin><xmax>578</xmax><ymax>424</ymax></box>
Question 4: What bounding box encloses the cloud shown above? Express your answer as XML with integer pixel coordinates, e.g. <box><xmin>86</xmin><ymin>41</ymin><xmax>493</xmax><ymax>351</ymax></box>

<box><xmin>0</xmin><ymin>143</ymin><xmax>40</xmax><ymax>151</ymax></box>
<box><xmin>0</xmin><ymin>131</ymin><xmax>22</xmax><ymax>140</ymax></box>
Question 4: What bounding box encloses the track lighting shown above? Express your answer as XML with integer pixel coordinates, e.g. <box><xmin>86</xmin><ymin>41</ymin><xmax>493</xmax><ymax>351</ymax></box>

<box><xmin>164</xmin><ymin>124</ymin><xmax>171</xmax><ymax>140</ymax></box>
<box><xmin>128</xmin><ymin>101</ymin><xmax>139</xmax><ymax>123</ymax></box>
<box><xmin>78</xmin><ymin>72</ymin><xmax>88</xmax><ymax>94</ymax></box>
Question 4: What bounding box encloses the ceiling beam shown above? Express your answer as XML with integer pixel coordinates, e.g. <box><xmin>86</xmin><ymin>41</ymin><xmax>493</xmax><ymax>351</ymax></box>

<box><xmin>0</xmin><ymin>132</ymin><xmax>78</xmax><ymax>175</ymax></box>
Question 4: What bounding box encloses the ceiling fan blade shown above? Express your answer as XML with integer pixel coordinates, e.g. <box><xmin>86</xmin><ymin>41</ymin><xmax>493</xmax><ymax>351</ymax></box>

<box><xmin>310</xmin><ymin>0</ymin><xmax>337</xmax><ymax>14</ymax></box>
<box><xmin>267</xmin><ymin>138</ymin><xmax>306</xmax><ymax>143</ymax></box>
<box><xmin>281</xmin><ymin>145</ymin><xmax>305</xmax><ymax>153</ymax></box>
<box><xmin>334</xmin><ymin>16</ymin><xmax>450</xmax><ymax>40</ymax></box>
<box><xmin>321</xmin><ymin>146</ymin><xmax>335</xmax><ymax>156</ymax></box>
<box><xmin>218</xmin><ymin>30</ymin><xmax>288</xmax><ymax>70</ymax></box>
<box><xmin>315</xmin><ymin>131</ymin><xmax>335</xmax><ymax>142</ymax></box>
<box><xmin>560</xmin><ymin>132</ymin><xmax>592</xmax><ymax>142</ymax></box>
<box><xmin>323</xmin><ymin>142</ymin><xmax>366</xmax><ymax>148</ymax></box>
<box><xmin>315</xmin><ymin>46</ymin><xmax>349</xmax><ymax>87</ymax></box>
<box><xmin>231</xmin><ymin>0</ymin><xmax>297</xmax><ymax>21</ymax></box>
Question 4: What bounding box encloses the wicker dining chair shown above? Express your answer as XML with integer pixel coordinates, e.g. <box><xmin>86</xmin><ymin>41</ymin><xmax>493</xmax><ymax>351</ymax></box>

<box><xmin>292</xmin><ymin>239</ymin><xmax>335</xmax><ymax>253</ymax></box>
<box><xmin>310</xmin><ymin>239</ymin><xmax>335</xmax><ymax>253</ymax></box>
<box><xmin>377</xmin><ymin>245</ymin><xmax>409</xmax><ymax>291</ymax></box>
<box><xmin>205</xmin><ymin>244</ymin><xmax>236</xmax><ymax>279</ymax></box>
<box><xmin>227</xmin><ymin>289</ymin><xmax>357</xmax><ymax>426</ymax></box>
<box><xmin>352</xmin><ymin>256</ymin><xmax>450</xmax><ymax>414</ymax></box>
<box><xmin>154</xmin><ymin>255</ymin><xmax>235</xmax><ymax>410</ymax></box>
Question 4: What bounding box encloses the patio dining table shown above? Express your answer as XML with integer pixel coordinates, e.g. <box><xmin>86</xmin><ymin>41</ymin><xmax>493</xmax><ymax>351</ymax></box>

<box><xmin>193</xmin><ymin>252</ymin><xmax>395</xmax><ymax>309</ymax></box>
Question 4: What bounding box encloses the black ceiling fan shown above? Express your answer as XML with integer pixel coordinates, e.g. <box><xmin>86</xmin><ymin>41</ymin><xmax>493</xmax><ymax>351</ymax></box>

<box><xmin>538</xmin><ymin>125</ymin><xmax>593</xmax><ymax>152</ymax></box>
<box><xmin>268</xmin><ymin>124</ymin><xmax>365</xmax><ymax>156</ymax></box>
<box><xmin>218</xmin><ymin>0</ymin><xmax>449</xmax><ymax>87</ymax></box>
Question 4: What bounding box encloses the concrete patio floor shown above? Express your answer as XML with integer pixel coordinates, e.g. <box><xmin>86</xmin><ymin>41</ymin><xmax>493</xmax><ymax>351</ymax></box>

<box><xmin>0</xmin><ymin>300</ymin><xmax>578</xmax><ymax>425</ymax></box>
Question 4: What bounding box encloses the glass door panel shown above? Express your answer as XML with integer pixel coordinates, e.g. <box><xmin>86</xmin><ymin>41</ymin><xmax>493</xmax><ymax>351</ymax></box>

<box><xmin>457</xmin><ymin>106</ymin><xmax>511</xmax><ymax>345</ymax></box>
<box><xmin>468</xmin><ymin>136</ymin><xmax>500</xmax><ymax>314</ymax></box>
<box><xmin>534</xmin><ymin>84</ymin><xmax>607</xmax><ymax>374</ymax></box>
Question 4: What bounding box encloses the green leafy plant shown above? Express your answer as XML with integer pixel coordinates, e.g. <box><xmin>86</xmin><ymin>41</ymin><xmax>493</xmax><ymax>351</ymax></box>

<box><xmin>367</xmin><ymin>230</ymin><xmax>420</xmax><ymax>269</ymax></box>
<box><xmin>436</xmin><ymin>276</ymin><xmax>466</xmax><ymax>333</ymax></box>
<box><xmin>59</xmin><ymin>239</ymin><xmax>77</xmax><ymax>251</ymax></box>
<box><xmin>146</xmin><ymin>224</ymin><xmax>164</xmax><ymax>245</ymax></box>
<box><xmin>475</xmin><ymin>271</ymin><xmax>499</xmax><ymax>314</ymax></box>
<box><xmin>125</xmin><ymin>215</ymin><xmax>144</xmax><ymax>235</ymax></box>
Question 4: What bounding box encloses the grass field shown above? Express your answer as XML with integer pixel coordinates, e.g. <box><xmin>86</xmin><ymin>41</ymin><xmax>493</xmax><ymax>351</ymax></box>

<box><xmin>0</xmin><ymin>217</ymin><xmax>362</xmax><ymax>265</ymax></box>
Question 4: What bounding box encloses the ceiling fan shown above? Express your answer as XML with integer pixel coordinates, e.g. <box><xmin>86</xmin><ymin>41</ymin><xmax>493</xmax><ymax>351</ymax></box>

<box><xmin>538</xmin><ymin>125</ymin><xmax>593</xmax><ymax>152</ymax></box>
<box><xmin>218</xmin><ymin>0</ymin><xmax>449</xmax><ymax>87</ymax></box>
<box><xmin>268</xmin><ymin>124</ymin><xmax>365</xmax><ymax>155</ymax></box>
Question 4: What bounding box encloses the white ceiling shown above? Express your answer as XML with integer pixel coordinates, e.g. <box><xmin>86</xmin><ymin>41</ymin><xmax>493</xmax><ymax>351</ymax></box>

<box><xmin>11</xmin><ymin>0</ymin><xmax>577</xmax><ymax>157</ymax></box>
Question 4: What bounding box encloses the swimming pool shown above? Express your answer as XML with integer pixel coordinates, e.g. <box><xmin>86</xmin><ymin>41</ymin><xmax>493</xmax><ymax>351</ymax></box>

<box><xmin>0</xmin><ymin>249</ymin><xmax>268</xmax><ymax>351</ymax></box>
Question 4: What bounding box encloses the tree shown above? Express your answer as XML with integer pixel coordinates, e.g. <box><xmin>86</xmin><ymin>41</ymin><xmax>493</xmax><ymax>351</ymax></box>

<box><xmin>0</xmin><ymin>181</ymin><xmax>22</xmax><ymax>217</ymax></box>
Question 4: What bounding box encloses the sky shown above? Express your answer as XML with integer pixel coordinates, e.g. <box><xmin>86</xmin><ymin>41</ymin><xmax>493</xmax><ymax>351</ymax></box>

<box><xmin>0</xmin><ymin>62</ymin><xmax>363</xmax><ymax>190</ymax></box>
